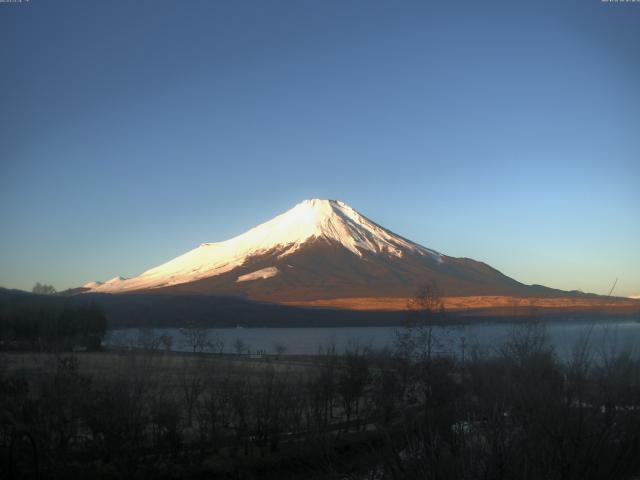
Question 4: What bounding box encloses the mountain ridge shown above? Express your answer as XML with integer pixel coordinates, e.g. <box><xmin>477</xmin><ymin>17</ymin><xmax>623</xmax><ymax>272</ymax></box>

<box><xmin>78</xmin><ymin>199</ymin><xmax>620</xmax><ymax>306</ymax></box>
<box><xmin>84</xmin><ymin>199</ymin><xmax>442</xmax><ymax>294</ymax></box>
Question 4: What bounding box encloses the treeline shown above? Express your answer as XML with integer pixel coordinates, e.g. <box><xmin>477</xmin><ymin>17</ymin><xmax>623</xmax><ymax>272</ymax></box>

<box><xmin>1</xmin><ymin>323</ymin><xmax>639</xmax><ymax>479</ymax></box>
<box><xmin>0</xmin><ymin>292</ymin><xmax>107</xmax><ymax>351</ymax></box>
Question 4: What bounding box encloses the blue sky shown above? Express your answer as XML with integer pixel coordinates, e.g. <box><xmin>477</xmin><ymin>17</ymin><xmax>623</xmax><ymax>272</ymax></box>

<box><xmin>1</xmin><ymin>0</ymin><xmax>639</xmax><ymax>296</ymax></box>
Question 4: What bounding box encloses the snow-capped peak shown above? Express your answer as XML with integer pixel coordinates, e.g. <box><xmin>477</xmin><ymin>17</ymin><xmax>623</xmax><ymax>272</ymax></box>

<box><xmin>264</xmin><ymin>198</ymin><xmax>437</xmax><ymax>258</ymax></box>
<box><xmin>86</xmin><ymin>199</ymin><xmax>441</xmax><ymax>293</ymax></box>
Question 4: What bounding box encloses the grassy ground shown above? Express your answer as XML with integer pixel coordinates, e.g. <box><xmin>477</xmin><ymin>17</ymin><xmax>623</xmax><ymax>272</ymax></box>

<box><xmin>0</xmin><ymin>349</ymin><xmax>320</xmax><ymax>391</ymax></box>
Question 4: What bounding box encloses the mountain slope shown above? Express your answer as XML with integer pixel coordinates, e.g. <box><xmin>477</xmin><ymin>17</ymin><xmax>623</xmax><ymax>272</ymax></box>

<box><xmin>83</xmin><ymin>199</ymin><xmax>581</xmax><ymax>302</ymax></box>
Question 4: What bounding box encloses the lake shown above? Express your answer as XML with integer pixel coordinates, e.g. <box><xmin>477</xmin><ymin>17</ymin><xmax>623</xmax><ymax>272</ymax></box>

<box><xmin>105</xmin><ymin>318</ymin><xmax>640</xmax><ymax>359</ymax></box>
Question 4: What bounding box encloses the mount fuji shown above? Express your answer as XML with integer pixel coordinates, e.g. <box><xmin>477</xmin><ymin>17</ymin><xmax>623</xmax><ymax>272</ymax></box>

<box><xmin>80</xmin><ymin>199</ymin><xmax>577</xmax><ymax>306</ymax></box>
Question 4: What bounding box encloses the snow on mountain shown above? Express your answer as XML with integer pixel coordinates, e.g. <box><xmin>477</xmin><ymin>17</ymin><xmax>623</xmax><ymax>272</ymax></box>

<box><xmin>102</xmin><ymin>276</ymin><xmax>129</xmax><ymax>286</ymax></box>
<box><xmin>87</xmin><ymin>199</ymin><xmax>442</xmax><ymax>293</ymax></box>
<box><xmin>82</xmin><ymin>281</ymin><xmax>104</xmax><ymax>288</ymax></box>
<box><xmin>236</xmin><ymin>267</ymin><xmax>280</xmax><ymax>283</ymax></box>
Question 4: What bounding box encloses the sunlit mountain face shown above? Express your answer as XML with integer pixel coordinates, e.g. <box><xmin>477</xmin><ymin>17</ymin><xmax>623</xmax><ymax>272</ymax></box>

<box><xmin>80</xmin><ymin>199</ymin><xmax>589</xmax><ymax>305</ymax></box>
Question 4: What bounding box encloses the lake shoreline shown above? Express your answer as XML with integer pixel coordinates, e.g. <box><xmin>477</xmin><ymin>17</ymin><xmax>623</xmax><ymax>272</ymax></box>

<box><xmin>106</xmin><ymin>310</ymin><xmax>640</xmax><ymax>329</ymax></box>
<box><xmin>105</xmin><ymin>318</ymin><xmax>640</xmax><ymax>358</ymax></box>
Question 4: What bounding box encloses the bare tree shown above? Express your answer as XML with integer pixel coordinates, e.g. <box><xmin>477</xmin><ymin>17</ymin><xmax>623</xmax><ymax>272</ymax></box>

<box><xmin>32</xmin><ymin>282</ymin><xmax>56</xmax><ymax>295</ymax></box>
<box><xmin>233</xmin><ymin>338</ymin><xmax>247</xmax><ymax>355</ymax></box>
<box><xmin>180</xmin><ymin>322</ymin><xmax>210</xmax><ymax>353</ymax></box>
<box><xmin>159</xmin><ymin>333</ymin><xmax>173</xmax><ymax>353</ymax></box>
<box><xmin>137</xmin><ymin>328</ymin><xmax>162</xmax><ymax>352</ymax></box>
<box><xmin>228</xmin><ymin>371</ymin><xmax>252</xmax><ymax>457</ymax></box>
<box><xmin>338</xmin><ymin>347</ymin><xmax>370</xmax><ymax>433</ymax></box>
<box><xmin>395</xmin><ymin>281</ymin><xmax>445</xmax><ymax>362</ymax></box>
<box><xmin>179</xmin><ymin>358</ymin><xmax>204</xmax><ymax>428</ymax></box>
<box><xmin>273</xmin><ymin>343</ymin><xmax>287</xmax><ymax>358</ymax></box>
<box><xmin>196</xmin><ymin>364</ymin><xmax>233</xmax><ymax>452</ymax></box>
<box><xmin>209</xmin><ymin>332</ymin><xmax>225</xmax><ymax>354</ymax></box>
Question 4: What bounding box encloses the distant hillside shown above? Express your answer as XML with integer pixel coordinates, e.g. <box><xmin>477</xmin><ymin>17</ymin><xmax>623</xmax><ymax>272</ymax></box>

<box><xmin>2</xmin><ymin>288</ymin><xmax>638</xmax><ymax>329</ymax></box>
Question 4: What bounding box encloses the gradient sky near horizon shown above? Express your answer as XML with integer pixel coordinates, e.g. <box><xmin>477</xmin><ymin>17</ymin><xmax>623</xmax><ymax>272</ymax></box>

<box><xmin>1</xmin><ymin>0</ymin><xmax>639</xmax><ymax>297</ymax></box>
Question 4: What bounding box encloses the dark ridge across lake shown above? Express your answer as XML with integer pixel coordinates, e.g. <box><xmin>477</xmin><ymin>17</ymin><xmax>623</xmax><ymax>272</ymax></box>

<box><xmin>2</xmin><ymin>288</ymin><xmax>638</xmax><ymax>328</ymax></box>
<box><xmin>69</xmin><ymin>292</ymin><xmax>640</xmax><ymax>329</ymax></box>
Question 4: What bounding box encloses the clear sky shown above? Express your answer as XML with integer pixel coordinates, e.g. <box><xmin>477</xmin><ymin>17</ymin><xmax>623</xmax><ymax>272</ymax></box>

<box><xmin>1</xmin><ymin>0</ymin><xmax>639</xmax><ymax>297</ymax></box>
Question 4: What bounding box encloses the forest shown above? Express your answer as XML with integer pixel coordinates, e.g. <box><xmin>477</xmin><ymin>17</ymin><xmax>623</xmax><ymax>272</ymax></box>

<box><xmin>0</xmin><ymin>290</ymin><xmax>107</xmax><ymax>352</ymax></box>
<box><xmin>1</xmin><ymin>319</ymin><xmax>639</xmax><ymax>479</ymax></box>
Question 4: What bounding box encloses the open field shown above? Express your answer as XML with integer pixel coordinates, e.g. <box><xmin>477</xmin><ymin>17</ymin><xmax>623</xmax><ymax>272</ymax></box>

<box><xmin>1</xmin><ymin>350</ymin><xmax>318</xmax><ymax>389</ymax></box>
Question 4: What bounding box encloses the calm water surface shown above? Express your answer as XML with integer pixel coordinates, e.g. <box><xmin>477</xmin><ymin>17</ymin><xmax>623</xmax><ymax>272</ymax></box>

<box><xmin>105</xmin><ymin>319</ymin><xmax>640</xmax><ymax>359</ymax></box>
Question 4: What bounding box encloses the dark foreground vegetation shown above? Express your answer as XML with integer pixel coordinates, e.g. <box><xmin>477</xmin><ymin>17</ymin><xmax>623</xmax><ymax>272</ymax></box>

<box><xmin>1</xmin><ymin>321</ymin><xmax>639</xmax><ymax>480</ymax></box>
<box><xmin>0</xmin><ymin>291</ymin><xmax>106</xmax><ymax>352</ymax></box>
